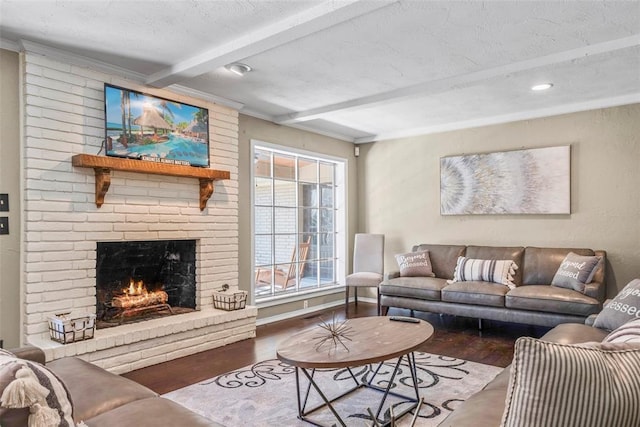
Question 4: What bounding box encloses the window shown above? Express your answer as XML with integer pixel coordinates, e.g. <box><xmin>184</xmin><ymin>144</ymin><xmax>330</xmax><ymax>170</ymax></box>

<box><xmin>252</xmin><ymin>142</ymin><xmax>346</xmax><ymax>301</ymax></box>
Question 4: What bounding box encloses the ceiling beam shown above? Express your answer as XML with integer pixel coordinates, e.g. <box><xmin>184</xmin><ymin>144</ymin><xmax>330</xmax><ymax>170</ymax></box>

<box><xmin>275</xmin><ymin>35</ymin><xmax>640</xmax><ymax>125</ymax></box>
<box><xmin>354</xmin><ymin>92</ymin><xmax>640</xmax><ymax>144</ymax></box>
<box><xmin>146</xmin><ymin>0</ymin><xmax>397</xmax><ymax>88</ymax></box>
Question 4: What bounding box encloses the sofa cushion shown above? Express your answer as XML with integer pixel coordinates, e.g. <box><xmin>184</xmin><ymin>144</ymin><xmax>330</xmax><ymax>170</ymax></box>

<box><xmin>593</xmin><ymin>279</ymin><xmax>640</xmax><ymax>331</ymax></box>
<box><xmin>551</xmin><ymin>252</ymin><xmax>603</xmax><ymax>293</ymax></box>
<box><xmin>604</xmin><ymin>318</ymin><xmax>640</xmax><ymax>344</ymax></box>
<box><xmin>85</xmin><ymin>397</ymin><xmax>221</xmax><ymax>427</ymax></box>
<box><xmin>47</xmin><ymin>356</ymin><xmax>156</xmax><ymax>422</ymax></box>
<box><xmin>449</xmin><ymin>257</ymin><xmax>518</xmax><ymax>289</ymax></box>
<box><xmin>441</xmin><ymin>281</ymin><xmax>509</xmax><ymax>307</ymax></box>
<box><xmin>395</xmin><ymin>250</ymin><xmax>435</xmax><ymax>277</ymax></box>
<box><xmin>412</xmin><ymin>244</ymin><xmax>466</xmax><ymax>279</ymax></box>
<box><xmin>502</xmin><ymin>337</ymin><xmax>640</xmax><ymax>427</ymax></box>
<box><xmin>0</xmin><ymin>352</ymin><xmax>75</xmax><ymax>427</ymax></box>
<box><xmin>505</xmin><ymin>285</ymin><xmax>600</xmax><ymax>316</ymax></box>
<box><xmin>345</xmin><ymin>271</ymin><xmax>383</xmax><ymax>287</ymax></box>
<box><xmin>379</xmin><ymin>276</ymin><xmax>447</xmax><ymax>301</ymax></box>
<box><xmin>465</xmin><ymin>246</ymin><xmax>524</xmax><ymax>286</ymax></box>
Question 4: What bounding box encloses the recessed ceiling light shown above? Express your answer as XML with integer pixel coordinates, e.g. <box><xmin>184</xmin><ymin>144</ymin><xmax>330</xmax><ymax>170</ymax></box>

<box><xmin>531</xmin><ymin>83</ymin><xmax>553</xmax><ymax>91</ymax></box>
<box><xmin>225</xmin><ymin>63</ymin><xmax>252</xmax><ymax>76</ymax></box>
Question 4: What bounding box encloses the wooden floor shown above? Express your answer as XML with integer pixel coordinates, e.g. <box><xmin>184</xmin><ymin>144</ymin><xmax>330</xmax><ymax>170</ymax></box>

<box><xmin>123</xmin><ymin>303</ymin><xmax>551</xmax><ymax>394</ymax></box>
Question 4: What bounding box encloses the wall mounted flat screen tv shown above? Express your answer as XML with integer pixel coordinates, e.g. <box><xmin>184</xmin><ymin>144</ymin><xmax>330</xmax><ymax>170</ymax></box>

<box><xmin>104</xmin><ymin>84</ymin><xmax>210</xmax><ymax>167</ymax></box>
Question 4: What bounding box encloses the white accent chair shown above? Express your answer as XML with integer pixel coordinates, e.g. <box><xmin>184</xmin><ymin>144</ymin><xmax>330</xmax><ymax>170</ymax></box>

<box><xmin>345</xmin><ymin>233</ymin><xmax>384</xmax><ymax>314</ymax></box>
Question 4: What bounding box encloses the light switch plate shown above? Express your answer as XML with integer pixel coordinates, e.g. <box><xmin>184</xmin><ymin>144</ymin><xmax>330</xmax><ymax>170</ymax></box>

<box><xmin>0</xmin><ymin>194</ymin><xmax>8</xmax><ymax>212</ymax></box>
<box><xmin>0</xmin><ymin>217</ymin><xmax>8</xmax><ymax>234</ymax></box>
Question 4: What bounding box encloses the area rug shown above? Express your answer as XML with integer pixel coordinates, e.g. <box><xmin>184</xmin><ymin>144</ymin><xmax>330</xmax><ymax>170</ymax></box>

<box><xmin>164</xmin><ymin>352</ymin><xmax>502</xmax><ymax>426</ymax></box>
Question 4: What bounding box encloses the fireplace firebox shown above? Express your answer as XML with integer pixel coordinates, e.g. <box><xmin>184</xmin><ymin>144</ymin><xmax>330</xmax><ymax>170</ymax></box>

<box><xmin>96</xmin><ymin>240</ymin><xmax>197</xmax><ymax>328</ymax></box>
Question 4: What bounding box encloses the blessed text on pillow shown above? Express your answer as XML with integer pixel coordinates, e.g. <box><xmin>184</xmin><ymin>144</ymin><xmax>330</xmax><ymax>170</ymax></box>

<box><xmin>551</xmin><ymin>252</ymin><xmax>602</xmax><ymax>293</ymax></box>
<box><xmin>395</xmin><ymin>250</ymin><xmax>435</xmax><ymax>277</ymax></box>
<box><xmin>593</xmin><ymin>278</ymin><xmax>640</xmax><ymax>331</ymax></box>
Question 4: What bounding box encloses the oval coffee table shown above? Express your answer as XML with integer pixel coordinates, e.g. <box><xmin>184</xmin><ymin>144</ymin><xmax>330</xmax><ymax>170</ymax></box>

<box><xmin>277</xmin><ymin>316</ymin><xmax>434</xmax><ymax>427</ymax></box>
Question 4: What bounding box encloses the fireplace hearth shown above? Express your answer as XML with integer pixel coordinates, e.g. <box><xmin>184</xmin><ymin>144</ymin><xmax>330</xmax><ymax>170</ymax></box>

<box><xmin>96</xmin><ymin>240</ymin><xmax>197</xmax><ymax>328</ymax></box>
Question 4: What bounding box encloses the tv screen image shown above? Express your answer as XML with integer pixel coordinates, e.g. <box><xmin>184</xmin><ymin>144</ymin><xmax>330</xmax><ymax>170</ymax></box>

<box><xmin>104</xmin><ymin>84</ymin><xmax>210</xmax><ymax>167</ymax></box>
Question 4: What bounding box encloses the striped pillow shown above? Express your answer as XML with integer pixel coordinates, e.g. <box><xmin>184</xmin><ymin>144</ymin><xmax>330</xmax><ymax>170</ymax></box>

<box><xmin>502</xmin><ymin>337</ymin><xmax>640</xmax><ymax>427</ymax></box>
<box><xmin>604</xmin><ymin>318</ymin><xmax>640</xmax><ymax>344</ymax></box>
<box><xmin>449</xmin><ymin>256</ymin><xmax>518</xmax><ymax>289</ymax></box>
<box><xmin>0</xmin><ymin>353</ymin><xmax>76</xmax><ymax>427</ymax></box>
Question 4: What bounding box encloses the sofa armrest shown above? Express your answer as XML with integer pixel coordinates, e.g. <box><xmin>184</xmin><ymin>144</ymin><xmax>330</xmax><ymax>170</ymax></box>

<box><xmin>7</xmin><ymin>346</ymin><xmax>46</xmax><ymax>364</ymax></box>
<box><xmin>583</xmin><ymin>280</ymin><xmax>606</xmax><ymax>303</ymax></box>
<box><xmin>385</xmin><ymin>271</ymin><xmax>400</xmax><ymax>280</ymax></box>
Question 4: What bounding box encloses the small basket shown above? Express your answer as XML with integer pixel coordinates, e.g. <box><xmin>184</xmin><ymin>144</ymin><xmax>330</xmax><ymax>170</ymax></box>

<box><xmin>213</xmin><ymin>289</ymin><xmax>247</xmax><ymax>311</ymax></box>
<box><xmin>48</xmin><ymin>313</ymin><xmax>96</xmax><ymax>344</ymax></box>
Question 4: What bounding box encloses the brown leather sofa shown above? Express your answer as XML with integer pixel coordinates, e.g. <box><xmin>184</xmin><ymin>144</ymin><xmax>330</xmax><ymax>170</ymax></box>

<box><xmin>380</xmin><ymin>245</ymin><xmax>606</xmax><ymax>327</ymax></box>
<box><xmin>3</xmin><ymin>347</ymin><xmax>221</xmax><ymax>427</ymax></box>
<box><xmin>438</xmin><ymin>321</ymin><xmax>609</xmax><ymax>426</ymax></box>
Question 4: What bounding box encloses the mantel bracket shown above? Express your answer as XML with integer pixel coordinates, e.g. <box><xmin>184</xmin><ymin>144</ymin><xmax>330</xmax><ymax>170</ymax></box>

<box><xmin>94</xmin><ymin>168</ymin><xmax>111</xmax><ymax>208</ymax></box>
<box><xmin>72</xmin><ymin>154</ymin><xmax>230</xmax><ymax>210</ymax></box>
<box><xmin>199</xmin><ymin>179</ymin><xmax>214</xmax><ymax>211</ymax></box>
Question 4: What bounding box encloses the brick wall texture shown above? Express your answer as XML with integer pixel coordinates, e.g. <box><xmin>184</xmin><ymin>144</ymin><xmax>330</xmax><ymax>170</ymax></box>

<box><xmin>22</xmin><ymin>51</ymin><xmax>241</xmax><ymax>345</ymax></box>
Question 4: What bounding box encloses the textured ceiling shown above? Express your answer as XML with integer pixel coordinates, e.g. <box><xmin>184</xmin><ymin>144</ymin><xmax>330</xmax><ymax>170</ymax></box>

<box><xmin>1</xmin><ymin>0</ymin><xmax>639</xmax><ymax>143</ymax></box>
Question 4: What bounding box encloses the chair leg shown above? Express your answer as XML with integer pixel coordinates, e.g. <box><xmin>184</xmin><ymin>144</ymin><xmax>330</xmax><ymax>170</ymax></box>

<box><xmin>376</xmin><ymin>289</ymin><xmax>381</xmax><ymax>316</ymax></box>
<box><xmin>345</xmin><ymin>286</ymin><xmax>349</xmax><ymax>311</ymax></box>
<box><xmin>354</xmin><ymin>288</ymin><xmax>358</xmax><ymax>306</ymax></box>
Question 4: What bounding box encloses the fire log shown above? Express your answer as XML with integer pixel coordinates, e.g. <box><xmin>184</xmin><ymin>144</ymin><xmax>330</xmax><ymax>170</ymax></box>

<box><xmin>112</xmin><ymin>290</ymin><xmax>169</xmax><ymax>309</ymax></box>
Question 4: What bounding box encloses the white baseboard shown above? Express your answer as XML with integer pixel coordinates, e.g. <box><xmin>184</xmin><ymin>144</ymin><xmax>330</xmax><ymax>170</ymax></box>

<box><xmin>256</xmin><ymin>296</ymin><xmax>377</xmax><ymax>326</ymax></box>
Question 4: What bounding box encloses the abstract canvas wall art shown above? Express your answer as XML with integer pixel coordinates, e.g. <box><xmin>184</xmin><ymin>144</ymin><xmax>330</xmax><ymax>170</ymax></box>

<box><xmin>440</xmin><ymin>146</ymin><xmax>570</xmax><ymax>215</ymax></box>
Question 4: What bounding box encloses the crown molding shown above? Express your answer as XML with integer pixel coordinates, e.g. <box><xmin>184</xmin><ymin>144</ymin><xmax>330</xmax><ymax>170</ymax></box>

<box><xmin>17</xmin><ymin>39</ymin><xmax>244</xmax><ymax>110</ymax></box>
<box><xmin>354</xmin><ymin>93</ymin><xmax>640</xmax><ymax>144</ymax></box>
<box><xmin>0</xmin><ymin>38</ymin><xmax>20</xmax><ymax>52</ymax></box>
<box><xmin>19</xmin><ymin>39</ymin><xmax>147</xmax><ymax>82</ymax></box>
<box><xmin>239</xmin><ymin>108</ymin><xmax>356</xmax><ymax>143</ymax></box>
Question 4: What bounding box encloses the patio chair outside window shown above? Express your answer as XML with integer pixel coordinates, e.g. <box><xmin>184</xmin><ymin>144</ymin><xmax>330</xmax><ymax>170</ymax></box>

<box><xmin>255</xmin><ymin>237</ymin><xmax>311</xmax><ymax>290</ymax></box>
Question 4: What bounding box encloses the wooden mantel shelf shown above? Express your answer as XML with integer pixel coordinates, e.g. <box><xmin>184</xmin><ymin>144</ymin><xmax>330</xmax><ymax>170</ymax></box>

<box><xmin>72</xmin><ymin>154</ymin><xmax>230</xmax><ymax>211</ymax></box>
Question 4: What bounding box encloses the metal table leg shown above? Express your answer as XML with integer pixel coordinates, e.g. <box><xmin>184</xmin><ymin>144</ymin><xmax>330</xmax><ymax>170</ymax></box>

<box><xmin>294</xmin><ymin>352</ymin><xmax>422</xmax><ymax>427</ymax></box>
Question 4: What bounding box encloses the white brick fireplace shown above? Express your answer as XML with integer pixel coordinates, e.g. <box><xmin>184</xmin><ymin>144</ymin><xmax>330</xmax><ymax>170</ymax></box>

<box><xmin>20</xmin><ymin>48</ymin><xmax>256</xmax><ymax>373</ymax></box>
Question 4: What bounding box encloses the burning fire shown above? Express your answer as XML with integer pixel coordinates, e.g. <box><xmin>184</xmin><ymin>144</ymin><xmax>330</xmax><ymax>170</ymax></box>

<box><xmin>112</xmin><ymin>279</ymin><xmax>169</xmax><ymax>309</ymax></box>
<box><xmin>125</xmin><ymin>279</ymin><xmax>147</xmax><ymax>296</ymax></box>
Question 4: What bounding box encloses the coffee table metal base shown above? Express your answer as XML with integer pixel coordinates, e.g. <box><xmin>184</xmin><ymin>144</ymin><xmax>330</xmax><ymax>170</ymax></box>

<box><xmin>295</xmin><ymin>352</ymin><xmax>420</xmax><ymax>427</ymax></box>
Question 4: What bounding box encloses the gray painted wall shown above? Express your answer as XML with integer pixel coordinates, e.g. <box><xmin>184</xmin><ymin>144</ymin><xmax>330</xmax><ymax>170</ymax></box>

<box><xmin>0</xmin><ymin>49</ymin><xmax>21</xmax><ymax>348</ymax></box>
<box><xmin>358</xmin><ymin>105</ymin><xmax>640</xmax><ymax>297</ymax></box>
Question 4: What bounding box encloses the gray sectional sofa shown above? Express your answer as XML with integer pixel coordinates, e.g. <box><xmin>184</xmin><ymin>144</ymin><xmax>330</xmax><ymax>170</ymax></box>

<box><xmin>380</xmin><ymin>244</ymin><xmax>606</xmax><ymax>327</ymax></box>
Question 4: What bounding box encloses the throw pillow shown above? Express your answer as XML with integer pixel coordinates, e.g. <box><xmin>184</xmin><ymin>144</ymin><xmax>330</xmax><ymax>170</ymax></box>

<box><xmin>448</xmin><ymin>256</ymin><xmax>518</xmax><ymax>289</ymax></box>
<box><xmin>604</xmin><ymin>318</ymin><xmax>640</xmax><ymax>344</ymax></box>
<box><xmin>551</xmin><ymin>252</ymin><xmax>602</xmax><ymax>293</ymax></box>
<box><xmin>593</xmin><ymin>278</ymin><xmax>640</xmax><ymax>331</ymax></box>
<box><xmin>502</xmin><ymin>337</ymin><xmax>640</xmax><ymax>427</ymax></box>
<box><xmin>0</xmin><ymin>354</ymin><xmax>76</xmax><ymax>427</ymax></box>
<box><xmin>395</xmin><ymin>250</ymin><xmax>435</xmax><ymax>277</ymax></box>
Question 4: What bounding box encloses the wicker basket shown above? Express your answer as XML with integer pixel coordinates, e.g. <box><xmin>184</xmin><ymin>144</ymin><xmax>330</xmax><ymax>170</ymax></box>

<box><xmin>213</xmin><ymin>290</ymin><xmax>247</xmax><ymax>311</ymax></box>
<box><xmin>48</xmin><ymin>312</ymin><xmax>96</xmax><ymax>344</ymax></box>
